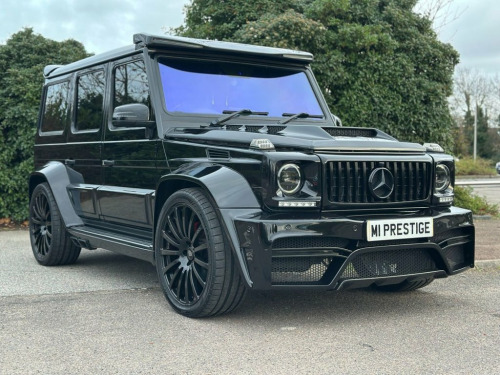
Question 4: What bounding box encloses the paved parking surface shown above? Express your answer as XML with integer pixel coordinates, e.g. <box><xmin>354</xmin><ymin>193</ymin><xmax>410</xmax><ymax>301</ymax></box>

<box><xmin>1</xmin><ymin>231</ymin><xmax>499</xmax><ymax>374</ymax></box>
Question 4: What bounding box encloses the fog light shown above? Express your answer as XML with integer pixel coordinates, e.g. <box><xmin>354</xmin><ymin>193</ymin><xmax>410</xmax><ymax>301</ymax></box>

<box><xmin>278</xmin><ymin>201</ymin><xmax>317</xmax><ymax>207</ymax></box>
<box><xmin>439</xmin><ymin>196</ymin><xmax>454</xmax><ymax>203</ymax></box>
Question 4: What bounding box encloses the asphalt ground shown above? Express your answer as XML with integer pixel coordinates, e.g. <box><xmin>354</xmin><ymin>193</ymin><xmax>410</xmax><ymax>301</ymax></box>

<box><xmin>0</xmin><ymin>233</ymin><xmax>499</xmax><ymax>374</ymax></box>
<box><xmin>1</xmin><ymin>181</ymin><xmax>499</xmax><ymax>374</ymax></box>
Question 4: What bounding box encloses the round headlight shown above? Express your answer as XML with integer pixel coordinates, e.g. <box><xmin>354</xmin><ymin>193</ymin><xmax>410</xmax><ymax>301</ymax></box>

<box><xmin>435</xmin><ymin>164</ymin><xmax>450</xmax><ymax>192</ymax></box>
<box><xmin>277</xmin><ymin>164</ymin><xmax>302</xmax><ymax>195</ymax></box>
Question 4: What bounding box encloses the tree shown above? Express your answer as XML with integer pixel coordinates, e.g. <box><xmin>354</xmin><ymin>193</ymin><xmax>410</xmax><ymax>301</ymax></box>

<box><xmin>450</xmin><ymin>67</ymin><xmax>500</xmax><ymax>159</ymax></box>
<box><xmin>175</xmin><ymin>0</ymin><xmax>459</xmax><ymax>149</ymax></box>
<box><xmin>0</xmin><ymin>28</ymin><xmax>89</xmax><ymax>221</ymax></box>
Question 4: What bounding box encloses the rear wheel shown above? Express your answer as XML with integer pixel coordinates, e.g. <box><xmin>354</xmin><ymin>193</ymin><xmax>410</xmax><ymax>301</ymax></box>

<box><xmin>155</xmin><ymin>188</ymin><xmax>246</xmax><ymax>318</ymax></box>
<box><xmin>29</xmin><ymin>183</ymin><xmax>81</xmax><ymax>266</ymax></box>
<box><xmin>372</xmin><ymin>278</ymin><xmax>434</xmax><ymax>292</ymax></box>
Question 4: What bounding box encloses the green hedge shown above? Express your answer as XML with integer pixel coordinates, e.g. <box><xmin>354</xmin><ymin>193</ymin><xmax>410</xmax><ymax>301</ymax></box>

<box><xmin>0</xmin><ymin>29</ymin><xmax>88</xmax><ymax>221</ymax></box>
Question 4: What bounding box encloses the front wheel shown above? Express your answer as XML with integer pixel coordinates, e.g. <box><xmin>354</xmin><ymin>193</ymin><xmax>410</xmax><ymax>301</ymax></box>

<box><xmin>155</xmin><ymin>188</ymin><xmax>246</xmax><ymax>318</ymax></box>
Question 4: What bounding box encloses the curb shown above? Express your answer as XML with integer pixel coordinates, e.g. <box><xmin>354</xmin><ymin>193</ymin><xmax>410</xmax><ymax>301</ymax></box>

<box><xmin>475</xmin><ymin>259</ymin><xmax>500</xmax><ymax>269</ymax></box>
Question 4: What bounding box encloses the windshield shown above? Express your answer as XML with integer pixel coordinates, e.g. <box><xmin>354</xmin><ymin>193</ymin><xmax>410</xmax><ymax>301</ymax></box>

<box><xmin>158</xmin><ymin>58</ymin><xmax>323</xmax><ymax>119</ymax></box>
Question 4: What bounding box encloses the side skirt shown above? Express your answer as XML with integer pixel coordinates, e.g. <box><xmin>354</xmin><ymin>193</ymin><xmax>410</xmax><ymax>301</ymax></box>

<box><xmin>67</xmin><ymin>226</ymin><xmax>155</xmax><ymax>264</ymax></box>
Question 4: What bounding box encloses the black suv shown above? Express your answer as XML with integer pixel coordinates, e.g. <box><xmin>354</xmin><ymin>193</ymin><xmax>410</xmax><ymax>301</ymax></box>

<box><xmin>29</xmin><ymin>33</ymin><xmax>474</xmax><ymax>317</ymax></box>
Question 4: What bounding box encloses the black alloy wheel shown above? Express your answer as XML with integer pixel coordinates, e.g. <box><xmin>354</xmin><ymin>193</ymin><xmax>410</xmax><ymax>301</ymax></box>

<box><xmin>155</xmin><ymin>188</ymin><xmax>246</xmax><ymax>318</ymax></box>
<box><xmin>29</xmin><ymin>183</ymin><xmax>81</xmax><ymax>266</ymax></box>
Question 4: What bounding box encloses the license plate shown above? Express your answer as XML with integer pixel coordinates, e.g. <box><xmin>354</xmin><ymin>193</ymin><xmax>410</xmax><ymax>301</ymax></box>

<box><xmin>366</xmin><ymin>217</ymin><xmax>433</xmax><ymax>242</ymax></box>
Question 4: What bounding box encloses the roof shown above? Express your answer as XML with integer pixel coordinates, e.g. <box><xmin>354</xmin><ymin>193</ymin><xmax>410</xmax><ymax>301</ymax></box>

<box><xmin>44</xmin><ymin>33</ymin><xmax>314</xmax><ymax>79</ymax></box>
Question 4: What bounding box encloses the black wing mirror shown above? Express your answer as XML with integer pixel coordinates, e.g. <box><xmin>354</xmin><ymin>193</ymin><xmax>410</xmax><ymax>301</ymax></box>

<box><xmin>112</xmin><ymin>103</ymin><xmax>155</xmax><ymax>128</ymax></box>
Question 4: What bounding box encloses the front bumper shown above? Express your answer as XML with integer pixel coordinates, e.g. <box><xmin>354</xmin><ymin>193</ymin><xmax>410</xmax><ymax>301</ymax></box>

<box><xmin>221</xmin><ymin>206</ymin><xmax>475</xmax><ymax>290</ymax></box>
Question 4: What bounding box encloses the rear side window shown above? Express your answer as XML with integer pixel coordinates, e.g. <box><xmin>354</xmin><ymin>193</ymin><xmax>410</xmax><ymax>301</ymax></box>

<box><xmin>41</xmin><ymin>81</ymin><xmax>70</xmax><ymax>133</ymax></box>
<box><xmin>75</xmin><ymin>70</ymin><xmax>105</xmax><ymax>132</ymax></box>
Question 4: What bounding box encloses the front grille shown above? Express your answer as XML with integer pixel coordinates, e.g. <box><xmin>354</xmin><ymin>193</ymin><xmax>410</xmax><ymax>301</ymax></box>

<box><xmin>327</xmin><ymin>160</ymin><xmax>431</xmax><ymax>204</ymax></box>
<box><xmin>339</xmin><ymin>249</ymin><xmax>437</xmax><ymax>280</ymax></box>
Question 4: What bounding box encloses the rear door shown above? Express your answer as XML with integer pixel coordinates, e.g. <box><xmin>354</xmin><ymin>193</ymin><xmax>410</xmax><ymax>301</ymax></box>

<box><xmin>65</xmin><ymin>67</ymin><xmax>106</xmax><ymax>222</ymax></box>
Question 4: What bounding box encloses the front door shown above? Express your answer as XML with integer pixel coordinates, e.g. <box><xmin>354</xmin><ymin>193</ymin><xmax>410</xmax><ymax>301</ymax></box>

<box><xmin>98</xmin><ymin>57</ymin><xmax>158</xmax><ymax>231</ymax></box>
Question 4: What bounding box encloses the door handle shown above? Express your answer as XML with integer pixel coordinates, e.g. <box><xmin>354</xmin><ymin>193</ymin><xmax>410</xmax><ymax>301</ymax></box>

<box><xmin>64</xmin><ymin>159</ymin><xmax>75</xmax><ymax>166</ymax></box>
<box><xmin>102</xmin><ymin>160</ymin><xmax>115</xmax><ymax>167</ymax></box>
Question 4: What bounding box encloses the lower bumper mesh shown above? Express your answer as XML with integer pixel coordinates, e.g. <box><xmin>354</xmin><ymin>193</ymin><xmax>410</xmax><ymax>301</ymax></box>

<box><xmin>339</xmin><ymin>249</ymin><xmax>437</xmax><ymax>281</ymax></box>
<box><xmin>271</xmin><ymin>257</ymin><xmax>333</xmax><ymax>285</ymax></box>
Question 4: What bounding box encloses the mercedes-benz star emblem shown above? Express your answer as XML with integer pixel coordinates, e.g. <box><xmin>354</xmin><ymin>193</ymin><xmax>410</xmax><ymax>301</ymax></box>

<box><xmin>368</xmin><ymin>168</ymin><xmax>394</xmax><ymax>199</ymax></box>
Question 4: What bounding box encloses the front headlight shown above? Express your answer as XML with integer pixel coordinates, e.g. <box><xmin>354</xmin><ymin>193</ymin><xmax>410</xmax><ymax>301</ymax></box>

<box><xmin>277</xmin><ymin>163</ymin><xmax>302</xmax><ymax>195</ymax></box>
<box><xmin>435</xmin><ymin>164</ymin><xmax>451</xmax><ymax>192</ymax></box>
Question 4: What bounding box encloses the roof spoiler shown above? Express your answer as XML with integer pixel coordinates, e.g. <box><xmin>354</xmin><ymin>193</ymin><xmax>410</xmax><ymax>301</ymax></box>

<box><xmin>133</xmin><ymin>33</ymin><xmax>314</xmax><ymax>62</ymax></box>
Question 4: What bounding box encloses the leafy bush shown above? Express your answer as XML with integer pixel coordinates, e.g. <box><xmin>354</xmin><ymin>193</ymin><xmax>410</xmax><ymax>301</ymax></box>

<box><xmin>454</xmin><ymin>186</ymin><xmax>499</xmax><ymax>217</ymax></box>
<box><xmin>455</xmin><ymin>157</ymin><xmax>496</xmax><ymax>176</ymax></box>
<box><xmin>0</xmin><ymin>29</ymin><xmax>88</xmax><ymax>221</ymax></box>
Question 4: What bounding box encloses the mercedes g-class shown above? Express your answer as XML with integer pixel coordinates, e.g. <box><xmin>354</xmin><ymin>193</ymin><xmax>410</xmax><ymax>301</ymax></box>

<box><xmin>29</xmin><ymin>33</ymin><xmax>475</xmax><ymax>317</ymax></box>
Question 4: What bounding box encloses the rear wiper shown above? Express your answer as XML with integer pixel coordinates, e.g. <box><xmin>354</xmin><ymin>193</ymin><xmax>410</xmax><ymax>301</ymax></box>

<box><xmin>279</xmin><ymin>112</ymin><xmax>323</xmax><ymax>125</ymax></box>
<box><xmin>209</xmin><ymin>109</ymin><xmax>269</xmax><ymax>127</ymax></box>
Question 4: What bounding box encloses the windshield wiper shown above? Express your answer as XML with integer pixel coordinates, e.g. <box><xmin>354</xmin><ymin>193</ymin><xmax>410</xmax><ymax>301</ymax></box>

<box><xmin>279</xmin><ymin>112</ymin><xmax>323</xmax><ymax>125</ymax></box>
<box><xmin>209</xmin><ymin>109</ymin><xmax>269</xmax><ymax>127</ymax></box>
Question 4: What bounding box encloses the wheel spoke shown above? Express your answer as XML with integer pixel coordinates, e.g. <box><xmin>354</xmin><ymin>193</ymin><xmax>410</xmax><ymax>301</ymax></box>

<box><xmin>181</xmin><ymin>206</ymin><xmax>188</xmax><ymax>238</ymax></box>
<box><xmin>191</xmin><ymin>226</ymin><xmax>202</xmax><ymax>244</ymax></box>
<box><xmin>192</xmin><ymin>264</ymin><xmax>206</xmax><ymax>286</ymax></box>
<box><xmin>167</xmin><ymin>215</ymin><xmax>183</xmax><ymax>243</ymax></box>
<box><xmin>194</xmin><ymin>258</ymin><xmax>209</xmax><ymax>269</ymax></box>
<box><xmin>168</xmin><ymin>267</ymin><xmax>182</xmax><ymax>290</ymax></box>
<box><xmin>161</xmin><ymin>229</ymin><xmax>180</xmax><ymax>248</ymax></box>
<box><xmin>31</xmin><ymin>217</ymin><xmax>43</xmax><ymax>225</ymax></box>
<box><xmin>40</xmin><ymin>235</ymin><xmax>47</xmax><ymax>256</ymax></box>
<box><xmin>174</xmin><ymin>207</ymin><xmax>184</xmax><ymax>239</ymax></box>
<box><xmin>160</xmin><ymin>248</ymin><xmax>180</xmax><ymax>256</ymax></box>
<box><xmin>184</xmin><ymin>270</ymin><xmax>189</xmax><ymax>302</ymax></box>
<box><xmin>44</xmin><ymin>235</ymin><xmax>50</xmax><ymax>250</ymax></box>
<box><xmin>175</xmin><ymin>271</ymin><xmax>184</xmax><ymax>300</ymax></box>
<box><xmin>189</xmin><ymin>269</ymin><xmax>199</xmax><ymax>301</ymax></box>
<box><xmin>163</xmin><ymin>258</ymin><xmax>180</xmax><ymax>274</ymax></box>
<box><xmin>193</xmin><ymin>243</ymin><xmax>208</xmax><ymax>253</ymax></box>
<box><xmin>32</xmin><ymin>198</ymin><xmax>43</xmax><ymax>220</ymax></box>
<box><xmin>187</xmin><ymin>211</ymin><xmax>195</xmax><ymax>240</ymax></box>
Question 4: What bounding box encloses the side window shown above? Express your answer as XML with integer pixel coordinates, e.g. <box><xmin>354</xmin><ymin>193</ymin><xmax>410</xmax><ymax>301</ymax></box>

<box><xmin>114</xmin><ymin>60</ymin><xmax>150</xmax><ymax>112</ymax></box>
<box><xmin>75</xmin><ymin>70</ymin><xmax>105</xmax><ymax>132</ymax></box>
<box><xmin>41</xmin><ymin>81</ymin><xmax>70</xmax><ymax>133</ymax></box>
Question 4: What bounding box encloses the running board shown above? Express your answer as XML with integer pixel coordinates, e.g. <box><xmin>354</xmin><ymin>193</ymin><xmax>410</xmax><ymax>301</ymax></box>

<box><xmin>67</xmin><ymin>226</ymin><xmax>155</xmax><ymax>264</ymax></box>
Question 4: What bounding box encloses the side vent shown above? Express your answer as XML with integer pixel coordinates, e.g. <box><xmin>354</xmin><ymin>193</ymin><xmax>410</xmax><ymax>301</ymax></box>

<box><xmin>207</xmin><ymin>149</ymin><xmax>231</xmax><ymax>160</ymax></box>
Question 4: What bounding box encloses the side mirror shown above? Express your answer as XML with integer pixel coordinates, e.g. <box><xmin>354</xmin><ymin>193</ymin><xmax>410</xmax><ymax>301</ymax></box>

<box><xmin>112</xmin><ymin>103</ymin><xmax>155</xmax><ymax>128</ymax></box>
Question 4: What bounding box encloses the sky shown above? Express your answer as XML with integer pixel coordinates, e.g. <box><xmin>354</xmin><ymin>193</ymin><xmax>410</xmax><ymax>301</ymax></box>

<box><xmin>0</xmin><ymin>0</ymin><xmax>499</xmax><ymax>75</ymax></box>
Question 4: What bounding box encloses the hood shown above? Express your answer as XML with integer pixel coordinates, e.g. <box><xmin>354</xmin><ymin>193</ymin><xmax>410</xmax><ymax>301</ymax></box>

<box><xmin>164</xmin><ymin>124</ymin><xmax>427</xmax><ymax>154</ymax></box>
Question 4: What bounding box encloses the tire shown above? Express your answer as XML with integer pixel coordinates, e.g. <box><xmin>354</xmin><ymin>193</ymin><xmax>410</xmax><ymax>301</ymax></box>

<box><xmin>29</xmin><ymin>183</ymin><xmax>81</xmax><ymax>266</ymax></box>
<box><xmin>155</xmin><ymin>188</ymin><xmax>247</xmax><ymax>318</ymax></box>
<box><xmin>372</xmin><ymin>278</ymin><xmax>434</xmax><ymax>292</ymax></box>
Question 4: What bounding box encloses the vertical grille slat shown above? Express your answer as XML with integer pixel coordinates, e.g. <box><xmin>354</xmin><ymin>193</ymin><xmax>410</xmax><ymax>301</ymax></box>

<box><xmin>327</xmin><ymin>160</ymin><xmax>431</xmax><ymax>205</ymax></box>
